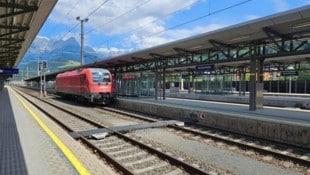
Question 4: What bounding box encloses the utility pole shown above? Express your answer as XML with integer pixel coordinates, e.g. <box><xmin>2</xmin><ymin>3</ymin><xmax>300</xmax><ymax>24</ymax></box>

<box><xmin>76</xmin><ymin>16</ymin><xmax>88</xmax><ymax>66</ymax></box>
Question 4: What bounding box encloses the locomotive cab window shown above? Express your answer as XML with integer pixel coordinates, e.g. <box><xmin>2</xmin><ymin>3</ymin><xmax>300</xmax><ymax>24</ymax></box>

<box><xmin>91</xmin><ymin>71</ymin><xmax>111</xmax><ymax>83</ymax></box>
<box><xmin>102</xmin><ymin>73</ymin><xmax>110</xmax><ymax>83</ymax></box>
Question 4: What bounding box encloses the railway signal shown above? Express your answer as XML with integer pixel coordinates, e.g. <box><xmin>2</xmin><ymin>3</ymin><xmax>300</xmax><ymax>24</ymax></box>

<box><xmin>38</xmin><ymin>60</ymin><xmax>48</xmax><ymax>97</ymax></box>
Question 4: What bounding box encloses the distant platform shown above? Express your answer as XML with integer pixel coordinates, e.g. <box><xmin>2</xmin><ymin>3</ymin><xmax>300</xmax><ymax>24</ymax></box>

<box><xmin>166</xmin><ymin>91</ymin><xmax>310</xmax><ymax>108</ymax></box>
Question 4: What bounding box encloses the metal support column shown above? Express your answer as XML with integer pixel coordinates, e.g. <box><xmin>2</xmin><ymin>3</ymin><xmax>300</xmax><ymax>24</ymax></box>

<box><xmin>40</xmin><ymin>69</ymin><xmax>43</xmax><ymax>97</ymax></box>
<box><xmin>249</xmin><ymin>45</ymin><xmax>264</xmax><ymax>111</ymax></box>
<box><xmin>0</xmin><ymin>75</ymin><xmax>4</xmax><ymax>91</ymax></box>
<box><xmin>256</xmin><ymin>58</ymin><xmax>265</xmax><ymax>109</ymax></box>
<box><xmin>242</xmin><ymin>72</ymin><xmax>246</xmax><ymax>96</ymax></box>
<box><xmin>249</xmin><ymin>45</ymin><xmax>257</xmax><ymax>111</ymax></box>
<box><xmin>163</xmin><ymin>68</ymin><xmax>166</xmax><ymax>100</ymax></box>
<box><xmin>188</xmin><ymin>69</ymin><xmax>191</xmax><ymax>94</ymax></box>
<box><xmin>138</xmin><ymin>72</ymin><xmax>142</xmax><ymax>97</ymax></box>
<box><xmin>192</xmin><ymin>70</ymin><xmax>195</xmax><ymax>93</ymax></box>
<box><xmin>238</xmin><ymin>72</ymin><xmax>242</xmax><ymax>96</ymax></box>
<box><xmin>43</xmin><ymin>71</ymin><xmax>47</xmax><ymax>97</ymax></box>
<box><xmin>155</xmin><ymin>70</ymin><xmax>159</xmax><ymax>100</ymax></box>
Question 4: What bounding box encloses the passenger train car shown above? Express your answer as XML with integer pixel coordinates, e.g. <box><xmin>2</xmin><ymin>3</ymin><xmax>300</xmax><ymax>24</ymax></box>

<box><xmin>55</xmin><ymin>68</ymin><xmax>115</xmax><ymax>104</ymax></box>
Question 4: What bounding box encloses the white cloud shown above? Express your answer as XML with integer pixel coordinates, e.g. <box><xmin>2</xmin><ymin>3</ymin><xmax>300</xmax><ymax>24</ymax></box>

<box><xmin>46</xmin><ymin>0</ymin><xmax>228</xmax><ymax>52</ymax></box>
<box><xmin>50</xmin><ymin>0</ymin><xmax>198</xmax><ymax>35</ymax></box>
<box><xmin>245</xmin><ymin>15</ymin><xmax>260</xmax><ymax>21</ymax></box>
<box><xmin>36</xmin><ymin>36</ymin><xmax>50</xmax><ymax>40</ymax></box>
<box><xmin>128</xmin><ymin>23</ymin><xmax>225</xmax><ymax>49</ymax></box>
<box><xmin>93</xmin><ymin>47</ymin><xmax>133</xmax><ymax>57</ymax></box>
<box><xmin>272</xmin><ymin>0</ymin><xmax>289</xmax><ymax>12</ymax></box>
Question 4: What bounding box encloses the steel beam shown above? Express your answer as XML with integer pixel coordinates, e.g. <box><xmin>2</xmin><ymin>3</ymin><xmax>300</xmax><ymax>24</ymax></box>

<box><xmin>209</xmin><ymin>39</ymin><xmax>231</xmax><ymax>58</ymax></box>
<box><xmin>263</xmin><ymin>27</ymin><xmax>285</xmax><ymax>52</ymax></box>
<box><xmin>131</xmin><ymin>57</ymin><xmax>145</xmax><ymax>62</ymax></box>
<box><xmin>0</xmin><ymin>2</ymin><xmax>38</xmax><ymax>18</ymax></box>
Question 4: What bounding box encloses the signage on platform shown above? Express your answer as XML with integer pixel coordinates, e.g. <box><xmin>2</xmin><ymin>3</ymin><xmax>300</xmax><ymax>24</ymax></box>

<box><xmin>181</xmin><ymin>74</ymin><xmax>189</xmax><ymax>79</ymax></box>
<box><xmin>0</xmin><ymin>68</ymin><xmax>19</xmax><ymax>74</ymax></box>
<box><xmin>196</xmin><ymin>64</ymin><xmax>215</xmax><ymax>72</ymax></box>
<box><xmin>280</xmin><ymin>71</ymin><xmax>298</xmax><ymax>76</ymax></box>
<box><xmin>122</xmin><ymin>74</ymin><xmax>136</xmax><ymax>79</ymax></box>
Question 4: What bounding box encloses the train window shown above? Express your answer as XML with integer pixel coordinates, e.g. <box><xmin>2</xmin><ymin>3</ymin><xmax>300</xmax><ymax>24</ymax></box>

<box><xmin>92</xmin><ymin>71</ymin><xmax>111</xmax><ymax>83</ymax></box>
<box><xmin>102</xmin><ymin>73</ymin><xmax>111</xmax><ymax>83</ymax></box>
<box><xmin>92</xmin><ymin>72</ymin><xmax>101</xmax><ymax>83</ymax></box>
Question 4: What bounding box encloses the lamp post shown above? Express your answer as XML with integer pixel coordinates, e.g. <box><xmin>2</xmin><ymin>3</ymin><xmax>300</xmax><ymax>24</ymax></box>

<box><xmin>76</xmin><ymin>16</ymin><xmax>88</xmax><ymax>66</ymax></box>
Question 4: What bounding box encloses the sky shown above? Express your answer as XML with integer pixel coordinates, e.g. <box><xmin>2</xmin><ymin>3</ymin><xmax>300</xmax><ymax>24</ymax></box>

<box><xmin>36</xmin><ymin>0</ymin><xmax>310</xmax><ymax>56</ymax></box>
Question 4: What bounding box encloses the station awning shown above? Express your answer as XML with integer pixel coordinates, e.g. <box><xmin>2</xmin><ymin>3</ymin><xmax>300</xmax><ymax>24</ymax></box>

<box><xmin>0</xmin><ymin>0</ymin><xmax>57</xmax><ymax>71</ymax></box>
<box><xmin>91</xmin><ymin>5</ymin><xmax>310</xmax><ymax>67</ymax></box>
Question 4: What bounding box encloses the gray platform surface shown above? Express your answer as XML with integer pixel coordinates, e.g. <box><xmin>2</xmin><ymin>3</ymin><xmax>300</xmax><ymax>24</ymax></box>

<box><xmin>122</xmin><ymin>96</ymin><xmax>310</xmax><ymax>126</ymax></box>
<box><xmin>0</xmin><ymin>87</ymin><xmax>77</xmax><ymax>175</ymax></box>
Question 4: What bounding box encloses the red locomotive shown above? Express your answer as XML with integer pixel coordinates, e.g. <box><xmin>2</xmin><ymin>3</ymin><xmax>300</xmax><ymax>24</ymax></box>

<box><xmin>55</xmin><ymin>68</ymin><xmax>115</xmax><ymax>104</ymax></box>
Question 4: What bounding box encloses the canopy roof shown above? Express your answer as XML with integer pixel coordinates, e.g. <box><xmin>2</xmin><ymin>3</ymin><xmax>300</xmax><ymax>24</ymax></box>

<box><xmin>0</xmin><ymin>0</ymin><xmax>57</xmax><ymax>69</ymax></box>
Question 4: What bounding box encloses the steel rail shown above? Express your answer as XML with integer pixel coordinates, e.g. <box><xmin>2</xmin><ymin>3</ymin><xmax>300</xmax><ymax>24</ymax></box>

<box><xmin>13</xmin><ymin>87</ymin><xmax>135</xmax><ymax>175</ymax></box>
<box><xmin>13</xmin><ymin>87</ymin><xmax>210</xmax><ymax>175</ymax></box>
<box><xmin>101</xmin><ymin>106</ymin><xmax>310</xmax><ymax>167</ymax></box>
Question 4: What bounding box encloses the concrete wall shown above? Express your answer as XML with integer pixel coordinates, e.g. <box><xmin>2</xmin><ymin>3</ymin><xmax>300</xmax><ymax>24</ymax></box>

<box><xmin>167</xmin><ymin>93</ymin><xmax>306</xmax><ymax>107</ymax></box>
<box><xmin>115</xmin><ymin>98</ymin><xmax>310</xmax><ymax>148</ymax></box>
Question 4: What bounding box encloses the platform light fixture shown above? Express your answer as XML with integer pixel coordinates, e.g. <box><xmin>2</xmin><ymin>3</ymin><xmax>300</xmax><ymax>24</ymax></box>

<box><xmin>229</xmin><ymin>35</ymin><xmax>251</xmax><ymax>42</ymax></box>
<box><xmin>292</xmin><ymin>22</ymin><xmax>310</xmax><ymax>29</ymax></box>
<box><xmin>163</xmin><ymin>51</ymin><xmax>172</xmax><ymax>55</ymax></box>
<box><xmin>76</xmin><ymin>16</ymin><xmax>88</xmax><ymax>66</ymax></box>
<box><xmin>190</xmin><ymin>45</ymin><xmax>203</xmax><ymax>50</ymax></box>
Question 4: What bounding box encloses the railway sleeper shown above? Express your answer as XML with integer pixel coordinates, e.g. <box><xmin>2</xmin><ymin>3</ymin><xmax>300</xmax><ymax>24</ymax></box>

<box><xmin>132</xmin><ymin>162</ymin><xmax>171</xmax><ymax>174</ymax></box>
<box><xmin>110</xmin><ymin>148</ymin><xmax>139</xmax><ymax>157</ymax></box>
<box><xmin>116</xmin><ymin>151</ymin><xmax>149</xmax><ymax>162</ymax></box>
<box><xmin>123</xmin><ymin>156</ymin><xmax>157</xmax><ymax>167</ymax></box>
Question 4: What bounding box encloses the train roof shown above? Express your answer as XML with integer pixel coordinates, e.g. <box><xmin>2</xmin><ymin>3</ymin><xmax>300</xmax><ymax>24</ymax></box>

<box><xmin>56</xmin><ymin>68</ymin><xmax>110</xmax><ymax>77</ymax></box>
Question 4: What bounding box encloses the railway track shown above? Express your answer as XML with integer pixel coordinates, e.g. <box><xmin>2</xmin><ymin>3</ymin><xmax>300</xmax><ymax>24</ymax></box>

<box><xmin>13</xmin><ymin>87</ymin><xmax>213</xmax><ymax>175</ymax></box>
<box><xmin>96</xmin><ymin>106</ymin><xmax>310</xmax><ymax>170</ymax></box>
<box><xmin>15</xmin><ymin>86</ymin><xmax>310</xmax><ymax>173</ymax></box>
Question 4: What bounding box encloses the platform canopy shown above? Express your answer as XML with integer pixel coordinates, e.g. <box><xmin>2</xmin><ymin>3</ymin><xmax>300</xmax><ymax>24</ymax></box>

<box><xmin>0</xmin><ymin>0</ymin><xmax>57</xmax><ymax>70</ymax></box>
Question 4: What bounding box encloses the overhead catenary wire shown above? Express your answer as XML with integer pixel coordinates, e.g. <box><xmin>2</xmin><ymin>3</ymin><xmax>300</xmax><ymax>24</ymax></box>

<box><xmin>142</xmin><ymin>0</ymin><xmax>252</xmax><ymax>40</ymax></box>
<box><xmin>129</xmin><ymin>0</ymin><xmax>197</xmax><ymax>36</ymax></box>
<box><xmin>84</xmin><ymin>0</ymin><xmax>198</xmax><ymax>52</ymax></box>
<box><xmin>94</xmin><ymin>0</ymin><xmax>252</xmax><ymax>51</ymax></box>
<box><xmin>60</xmin><ymin>0</ymin><xmax>110</xmax><ymax>42</ymax></box>
<box><xmin>86</xmin><ymin>0</ymin><xmax>109</xmax><ymax>19</ymax></box>
<box><xmin>42</xmin><ymin>0</ymin><xmax>111</xmax><ymax>62</ymax></box>
<box><xmin>85</xmin><ymin>0</ymin><xmax>152</xmax><ymax>35</ymax></box>
<box><xmin>42</xmin><ymin>1</ymin><xmax>80</xmax><ymax>38</ymax></box>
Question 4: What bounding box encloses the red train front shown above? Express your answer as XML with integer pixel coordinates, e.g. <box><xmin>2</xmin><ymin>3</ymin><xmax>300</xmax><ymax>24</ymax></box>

<box><xmin>55</xmin><ymin>68</ymin><xmax>115</xmax><ymax>104</ymax></box>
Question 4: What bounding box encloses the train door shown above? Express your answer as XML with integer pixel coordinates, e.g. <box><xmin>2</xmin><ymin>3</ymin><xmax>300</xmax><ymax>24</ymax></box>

<box><xmin>80</xmin><ymin>74</ymin><xmax>88</xmax><ymax>97</ymax></box>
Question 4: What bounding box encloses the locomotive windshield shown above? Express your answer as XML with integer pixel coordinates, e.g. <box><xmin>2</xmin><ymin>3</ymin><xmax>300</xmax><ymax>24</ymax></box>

<box><xmin>91</xmin><ymin>69</ymin><xmax>111</xmax><ymax>83</ymax></box>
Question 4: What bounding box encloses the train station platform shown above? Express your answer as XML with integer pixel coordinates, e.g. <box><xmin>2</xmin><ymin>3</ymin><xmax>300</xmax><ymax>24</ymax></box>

<box><xmin>167</xmin><ymin>91</ymin><xmax>310</xmax><ymax>108</ymax></box>
<box><xmin>0</xmin><ymin>86</ymin><xmax>114</xmax><ymax>175</ymax></box>
<box><xmin>114</xmin><ymin>96</ymin><xmax>310</xmax><ymax>148</ymax></box>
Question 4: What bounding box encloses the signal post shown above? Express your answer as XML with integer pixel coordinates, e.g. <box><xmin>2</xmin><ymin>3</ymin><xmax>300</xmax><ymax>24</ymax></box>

<box><xmin>39</xmin><ymin>60</ymin><xmax>47</xmax><ymax>97</ymax></box>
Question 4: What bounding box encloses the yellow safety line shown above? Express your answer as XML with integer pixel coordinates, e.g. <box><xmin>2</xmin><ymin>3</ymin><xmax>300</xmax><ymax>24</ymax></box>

<box><xmin>11</xmin><ymin>89</ymin><xmax>90</xmax><ymax>175</ymax></box>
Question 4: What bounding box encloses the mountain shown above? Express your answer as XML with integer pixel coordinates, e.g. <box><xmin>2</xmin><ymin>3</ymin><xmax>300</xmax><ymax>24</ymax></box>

<box><xmin>18</xmin><ymin>37</ymin><xmax>105</xmax><ymax>78</ymax></box>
